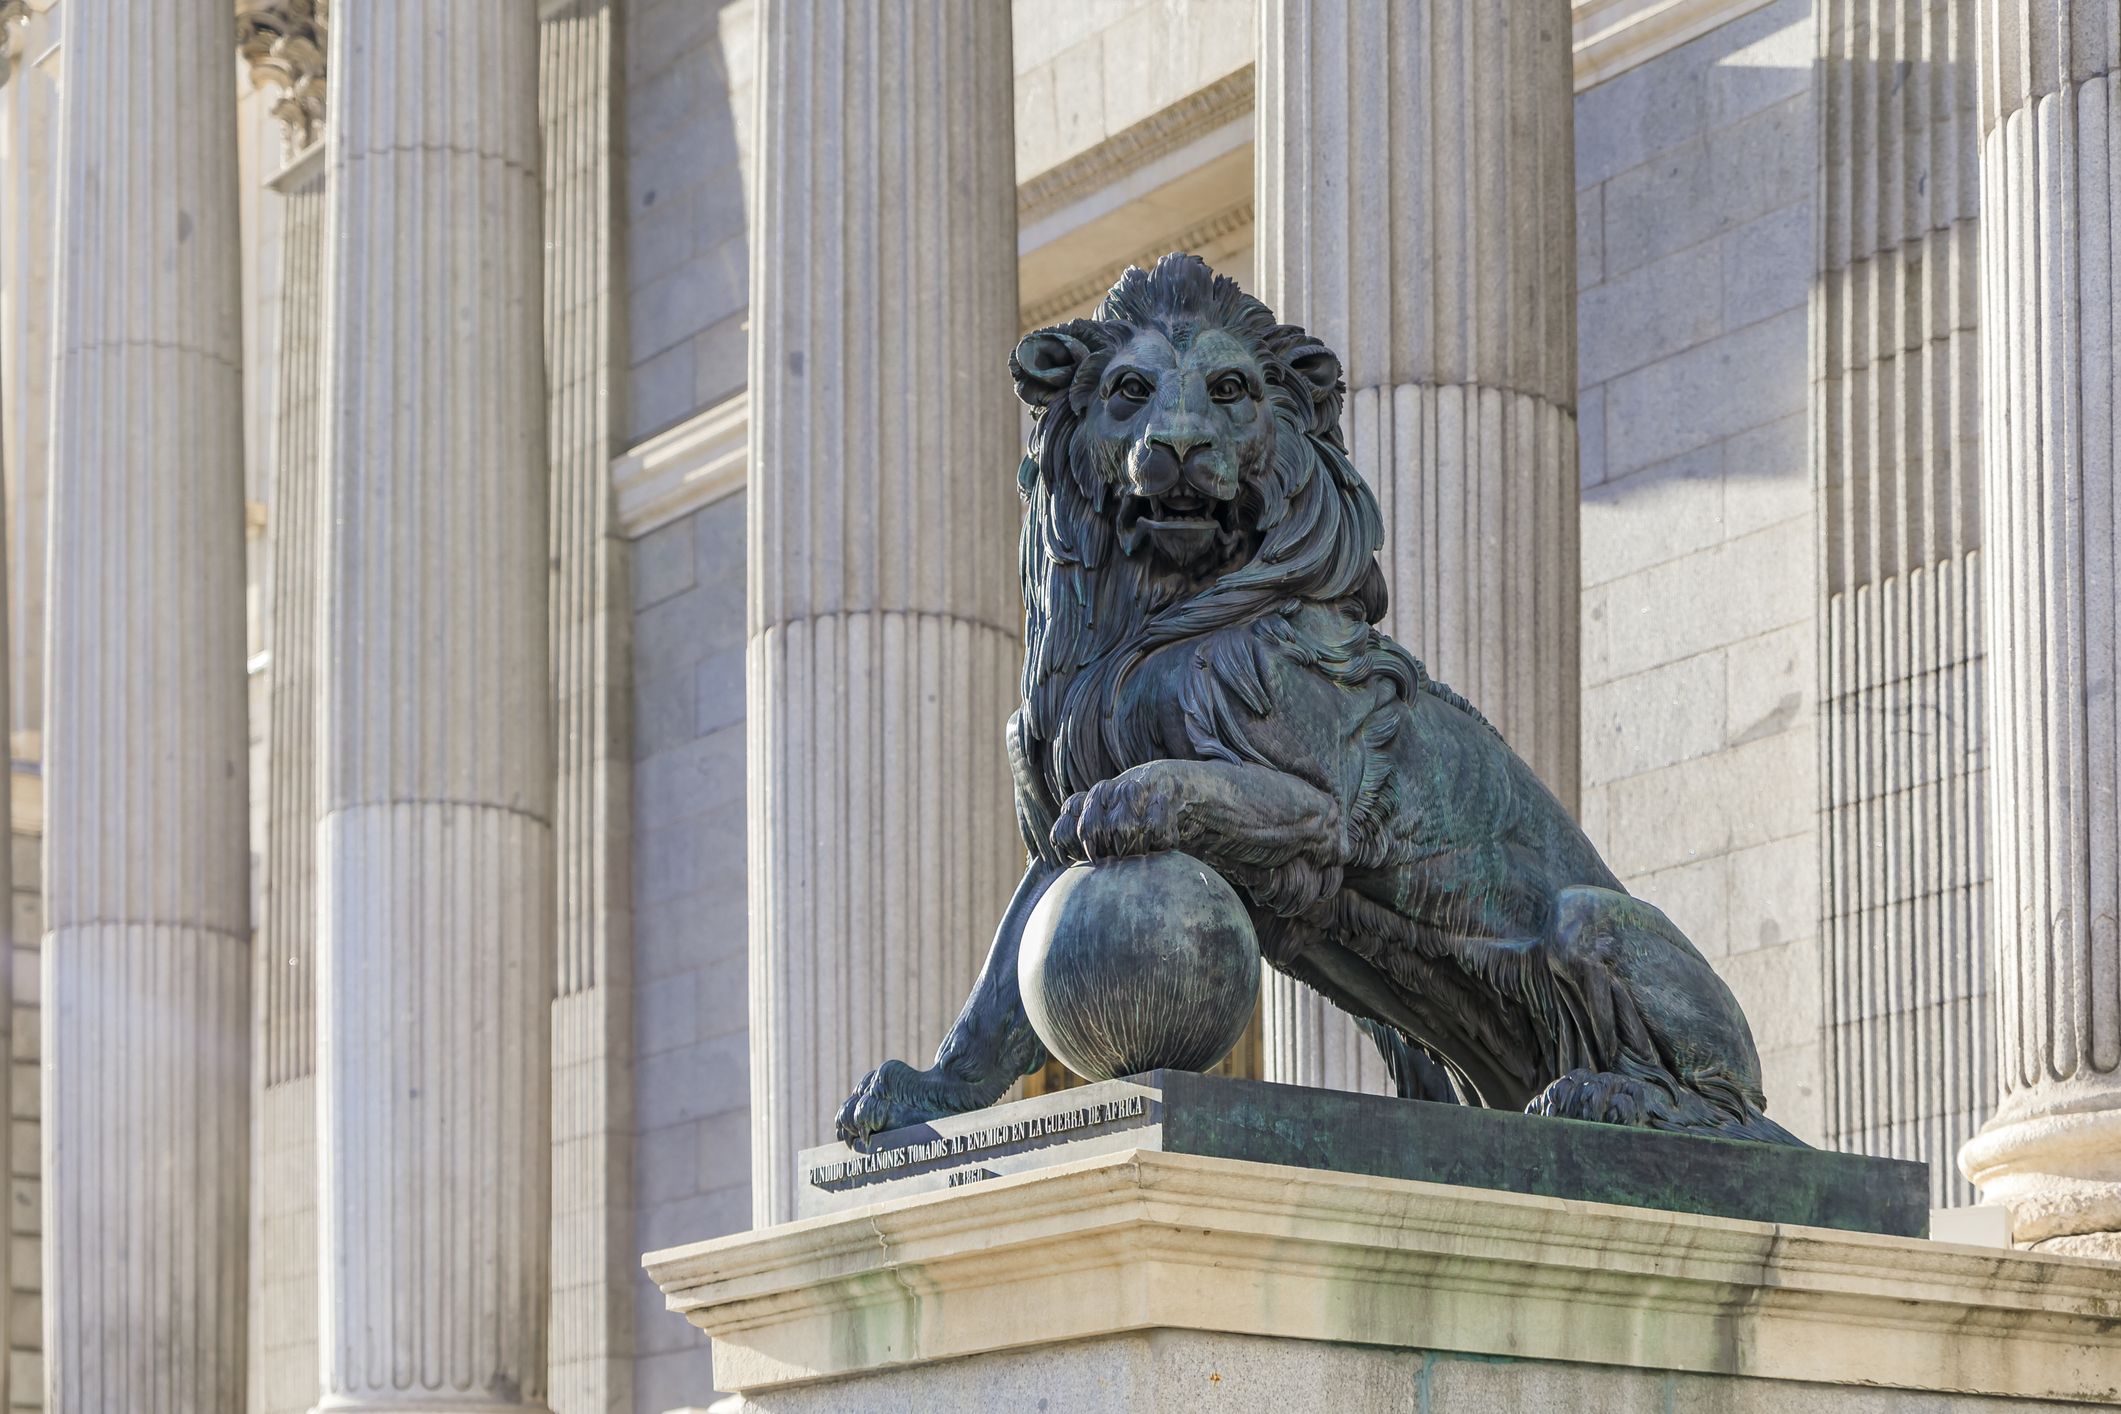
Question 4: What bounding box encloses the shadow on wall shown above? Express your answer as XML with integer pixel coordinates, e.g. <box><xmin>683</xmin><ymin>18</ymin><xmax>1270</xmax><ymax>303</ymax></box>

<box><xmin>1569</xmin><ymin>0</ymin><xmax>1824</xmax><ymax>1144</ymax></box>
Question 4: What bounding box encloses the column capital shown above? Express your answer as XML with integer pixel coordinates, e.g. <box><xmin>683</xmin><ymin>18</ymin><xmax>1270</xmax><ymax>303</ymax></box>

<box><xmin>0</xmin><ymin>2</ymin><xmax>32</xmax><ymax>82</ymax></box>
<box><xmin>235</xmin><ymin>0</ymin><xmax>325</xmax><ymax>148</ymax></box>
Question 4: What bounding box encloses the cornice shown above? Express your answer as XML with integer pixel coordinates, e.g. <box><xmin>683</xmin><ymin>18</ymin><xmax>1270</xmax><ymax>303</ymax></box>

<box><xmin>1017</xmin><ymin>64</ymin><xmax>1254</xmax><ymax>228</ymax></box>
<box><xmin>267</xmin><ymin>135</ymin><xmax>326</xmax><ymax>193</ymax></box>
<box><xmin>1019</xmin><ymin>197</ymin><xmax>1254</xmax><ymax>331</ymax></box>
<box><xmin>610</xmin><ymin>391</ymin><xmax>748</xmax><ymax>539</ymax></box>
<box><xmin>11</xmin><ymin>763</ymin><xmax>37</xmax><ymax>838</ymax></box>
<box><xmin>1572</xmin><ymin>0</ymin><xmax>1779</xmax><ymax>91</ymax></box>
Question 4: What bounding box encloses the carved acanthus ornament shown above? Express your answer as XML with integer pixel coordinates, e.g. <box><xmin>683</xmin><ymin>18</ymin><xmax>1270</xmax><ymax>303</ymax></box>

<box><xmin>236</xmin><ymin>0</ymin><xmax>326</xmax><ymax>149</ymax></box>
<box><xmin>0</xmin><ymin>1</ymin><xmax>33</xmax><ymax>82</ymax></box>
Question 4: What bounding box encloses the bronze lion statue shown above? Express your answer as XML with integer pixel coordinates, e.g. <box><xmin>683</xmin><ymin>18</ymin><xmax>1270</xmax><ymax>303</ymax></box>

<box><xmin>836</xmin><ymin>253</ymin><xmax>1799</xmax><ymax>1147</ymax></box>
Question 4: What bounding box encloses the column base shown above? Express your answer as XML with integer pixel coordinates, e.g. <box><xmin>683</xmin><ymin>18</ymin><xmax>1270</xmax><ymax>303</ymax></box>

<box><xmin>1958</xmin><ymin>1090</ymin><xmax>2121</xmax><ymax>1248</ymax></box>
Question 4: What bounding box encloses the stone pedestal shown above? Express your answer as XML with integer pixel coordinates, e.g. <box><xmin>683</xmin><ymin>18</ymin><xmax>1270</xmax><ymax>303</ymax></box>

<box><xmin>43</xmin><ymin>1</ymin><xmax>252</xmax><ymax>1408</ymax></box>
<box><xmin>313</xmin><ymin>4</ymin><xmax>555</xmax><ymax>1409</ymax></box>
<box><xmin>1256</xmin><ymin>0</ymin><xmax>1581</xmax><ymax>1095</ymax></box>
<box><xmin>746</xmin><ymin>1</ymin><xmax>1022</xmax><ymax>1225</ymax></box>
<box><xmin>793</xmin><ymin>1072</ymin><xmax>1928</xmax><ymax>1234</ymax></box>
<box><xmin>646</xmin><ymin>1149</ymin><xmax>2121</xmax><ymax>1412</ymax></box>
<box><xmin>1958</xmin><ymin>2</ymin><xmax>2121</xmax><ymax>1259</ymax></box>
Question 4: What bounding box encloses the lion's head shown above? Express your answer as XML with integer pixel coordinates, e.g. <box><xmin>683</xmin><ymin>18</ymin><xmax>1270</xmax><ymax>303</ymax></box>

<box><xmin>1012</xmin><ymin>253</ymin><xmax>1347</xmax><ymax>577</ymax></box>
<box><xmin>1010</xmin><ymin>254</ymin><xmax>1406</xmax><ymax>797</ymax></box>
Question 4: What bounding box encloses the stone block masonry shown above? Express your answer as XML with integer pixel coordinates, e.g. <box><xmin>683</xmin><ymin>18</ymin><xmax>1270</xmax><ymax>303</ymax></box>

<box><xmin>629</xmin><ymin>494</ymin><xmax>750</xmax><ymax>1414</ymax></box>
<box><xmin>1573</xmin><ymin>0</ymin><xmax>1825</xmax><ymax>1143</ymax></box>
<box><xmin>621</xmin><ymin>0</ymin><xmax>752</xmax><ymax>446</ymax></box>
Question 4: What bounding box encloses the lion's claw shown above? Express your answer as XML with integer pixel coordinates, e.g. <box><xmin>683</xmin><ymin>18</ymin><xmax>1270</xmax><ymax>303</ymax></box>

<box><xmin>1051</xmin><ymin>767</ymin><xmax>1187</xmax><ymax>862</ymax></box>
<box><xmin>835</xmin><ymin>1059</ymin><xmax>950</xmax><ymax>1146</ymax></box>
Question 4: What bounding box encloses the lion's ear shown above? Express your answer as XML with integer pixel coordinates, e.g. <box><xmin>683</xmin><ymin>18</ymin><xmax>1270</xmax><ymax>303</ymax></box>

<box><xmin>1013</xmin><ymin>320</ymin><xmax>1114</xmax><ymax>411</ymax></box>
<box><xmin>1284</xmin><ymin>339</ymin><xmax>1343</xmax><ymax>404</ymax></box>
<box><xmin>1274</xmin><ymin>329</ymin><xmax>1346</xmax><ymax>439</ymax></box>
<box><xmin>1011</xmin><ymin>328</ymin><xmax>1091</xmax><ymax>409</ymax></box>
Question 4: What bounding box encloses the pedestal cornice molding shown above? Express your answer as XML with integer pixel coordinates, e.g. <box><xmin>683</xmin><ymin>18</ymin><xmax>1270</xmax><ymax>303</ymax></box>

<box><xmin>647</xmin><ymin>1150</ymin><xmax>2121</xmax><ymax>1403</ymax></box>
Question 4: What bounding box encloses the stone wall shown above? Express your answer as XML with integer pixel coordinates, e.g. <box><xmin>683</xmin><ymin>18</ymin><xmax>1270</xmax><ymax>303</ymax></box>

<box><xmin>628</xmin><ymin>494</ymin><xmax>749</xmax><ymax>1414</ymax></box>
<box><xmin>0</xmin><ymin>8</ymin><xmax>62</xmax><ymax>1402</ymax></box>
<box><xmin>620</xmin><ymin>2</ymin><xmax>757</xmax><ymax>1403</ymax></box>
<box><xmin>1571</xmin><ymin>0</ymin><xmax>1825</xmax><ymax>1141</ymax></box>
<box><xmin>6</xmin><ymin>827</ymin><xmax>31</xmax><ymax>1411</ymax></box>
<box><xmin>622</xmin><ymin>0</ymin><xmax>752</xmax><ymax>446</ymax></box>
<box><xmin>1011</xmin><ymin>0</ymin><xmax>1253</xmax><ymax>185</ymax></box>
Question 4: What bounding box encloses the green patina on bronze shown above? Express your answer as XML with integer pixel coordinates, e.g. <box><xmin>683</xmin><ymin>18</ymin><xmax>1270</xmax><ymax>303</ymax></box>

<box><xmin>1149</xmin><ymin>1071</ymin><xmax>1929</xmax><ymax>1237</ymax></box>
<box><xmin>836</xmin><ymin>254</ymin><xmax>1810</xmax><ymax>1153</ymax></box>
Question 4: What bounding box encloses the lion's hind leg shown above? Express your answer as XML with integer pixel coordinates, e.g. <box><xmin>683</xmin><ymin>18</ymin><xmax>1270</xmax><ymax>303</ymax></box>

<box><xmin>1535</xmin><ymin>886</ymin><xmax>1805</xmax><ymax>1146</ymax></box>
<box><xmin>1527</xmin><ymin>1057</ymin><xmax>1803</xmax><ymax>1144</ymax></box>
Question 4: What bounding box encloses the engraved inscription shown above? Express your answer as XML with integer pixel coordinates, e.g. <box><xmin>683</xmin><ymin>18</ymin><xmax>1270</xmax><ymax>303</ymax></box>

<box><xmin>808</xmin><ymin>1094</ymin><xmax>1147</xmax><ymax>1189</ymax></box>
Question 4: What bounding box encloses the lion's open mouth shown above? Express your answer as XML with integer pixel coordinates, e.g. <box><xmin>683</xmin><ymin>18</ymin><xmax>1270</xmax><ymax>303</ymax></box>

<box><xmin>1115</xmin><ymin>488</ymin><xmax>1245</xmax><ymax>561</ymax></box>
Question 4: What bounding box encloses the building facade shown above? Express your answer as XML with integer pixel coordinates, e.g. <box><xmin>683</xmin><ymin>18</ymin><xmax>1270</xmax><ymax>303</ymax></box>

<box><xmin>0</xmin><ymin>0</ymin><xmax>2115</xmax><ymax>1411</ymax></box>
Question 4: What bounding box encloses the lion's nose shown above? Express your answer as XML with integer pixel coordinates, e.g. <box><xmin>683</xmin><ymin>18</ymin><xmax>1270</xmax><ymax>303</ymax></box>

<box><xmin>1149</xmin><ymin>428</ymin><xmax>1213</xmax><ymax>464</ymax></box>
<box><xmin>1133</xmin><ymin>441</ymin><xmax>1184</xmax><ymax>495</ymax></box>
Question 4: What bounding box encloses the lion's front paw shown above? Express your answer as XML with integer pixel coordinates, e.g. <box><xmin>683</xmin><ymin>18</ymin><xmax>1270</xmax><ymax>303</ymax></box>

<box><xmin>835</xmin><ymin>1059</ymin><xmax>951</xmax><ymax>1146</ymax></box>
<box><xmin>1051</xmin><ymin>765</ymin><xmax>1189</xmax><ymax>862</ymax></box>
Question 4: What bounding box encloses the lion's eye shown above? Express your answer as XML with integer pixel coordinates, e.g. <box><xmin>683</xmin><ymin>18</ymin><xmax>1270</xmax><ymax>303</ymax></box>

<box><xmin>1111</xmin><ymin>373</ymin><xmax>1153</xmax><ymax>404</ymax></box>
<box><xmin>1210</xmin><ymin>374</ymin><xmax>1249</xmax><ymax>403</ymax></box>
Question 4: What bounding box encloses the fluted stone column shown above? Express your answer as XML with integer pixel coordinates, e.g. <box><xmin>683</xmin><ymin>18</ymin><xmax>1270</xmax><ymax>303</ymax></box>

<box><xmin>540</xmin><ymin>3</ymin><xmax>635</xmax><ymax>1408</ymax></box>
<box><xmin>256</xmin><ymin>154</ymin><xmax>327</xmax><ymax>1414</ymax></box>
<box><xmin>748</xmin><ymin>1</ymin><xmax>1021</xmax><ymax>1225</ymax></box>
<box><xmin>0</xmin><ymin>5</ymin><xmax>57</xmax><ymax>1393</ymax></box>
<box><xmin>315</xmin><ymin>5</ymin><xmax>555</xmax><ymax>1409</ymax></box>
<box><xmin>1256</xmin><ymin>0</ymin><xmax>1580</xmax><ymax>1095</ymax></box>
<box><xmin>238</xmin><ymin>8</ymin><xmax>332</xmax><ymax>1410</ymax></box>
<box><xmin>1817</xmin><ymin>0</ymin><xmax>1990</xmax><ymax>1208</ymax></box>
<box><xmin>42</xmin><ymin>1</ymin><xmax>251</xmax><ymax>1408</ymax></box>
<box><xmin>1958</xmin><ymin>2</ymin><xmax>2121</xmax><ymax>1258</ymax></box>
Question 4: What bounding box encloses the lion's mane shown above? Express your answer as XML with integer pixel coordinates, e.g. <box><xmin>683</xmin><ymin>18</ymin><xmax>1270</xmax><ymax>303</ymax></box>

<box><xmin>1011</xmin><ymin>255</ymin><xmax>1486</xmax><ymax>849</ymax></box>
